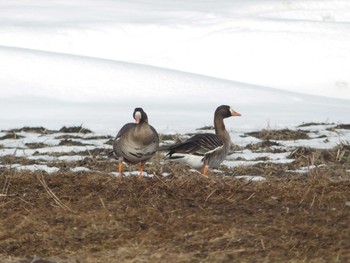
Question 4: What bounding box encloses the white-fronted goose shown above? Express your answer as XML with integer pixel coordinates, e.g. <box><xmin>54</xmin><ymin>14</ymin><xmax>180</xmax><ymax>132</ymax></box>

<box><xmin>113</xmin><ymin>108</ymin><xmax>159</xmax><ymax>179</ymax></box>
<box><xmin>165</xmin><ymin>105</ymin><xmax>241</xmax><ymax>175</ymax></box>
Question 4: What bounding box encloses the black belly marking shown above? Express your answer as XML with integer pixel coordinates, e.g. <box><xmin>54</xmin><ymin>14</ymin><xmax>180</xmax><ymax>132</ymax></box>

<box><xmin>129</xmin><ymin>152</ymin><xmax>143</xmax><ymax>158</ymax></box>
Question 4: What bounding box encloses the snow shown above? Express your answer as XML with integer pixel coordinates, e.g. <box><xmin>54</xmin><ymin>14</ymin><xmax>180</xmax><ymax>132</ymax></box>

<box><xmin>0</xmin><ymin>1</ymin><xmax>350</xmax><ymax>175</ymax></box>
<box><xmin>234</xmin><ymin>175</ymin><xmax>266</xmax><ymax>182</ymax></box>
<box><xmin>71</xmin><ymin>167</ymin><xmax>91</xmax><ymax>173</ymax></box>
<box><xmin>288</xmin><ymin>164</ymin><xmax>327</xmax><ymax>174</ymax></box>
<box><xmin>0</xmin><ymin>124</ymin><xmax>348</xmax><ymax>174</ymax></box>
<box><xmin>0</xmin><ymin>164</ymin><xmax>60</xmax><ymax>174</ymax></box>
<box><xmin>0</xmin><ymin>0</ymin><xmax>350</xmax><ymax>135</ymax></box>
<box><xmin>229</xmin><ymin>149</ymin><xmax>290</xmax><ymax>161</ymax></box>
<box><xmin>110</xmin><ymin>171</ymin><xmax>153</xmax><ymax>178</ymax></box>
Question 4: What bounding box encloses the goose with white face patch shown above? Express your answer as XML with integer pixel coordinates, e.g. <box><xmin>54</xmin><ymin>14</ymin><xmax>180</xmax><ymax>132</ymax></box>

<box><xmin>112</xmin><ymin>108</ymin><xmax>159</xmax><ymax>180</ymax></box>
<box><xmin>164</xmin><ymin>105</ymin><xmax>241</xmax><ymax>175</ymax></box>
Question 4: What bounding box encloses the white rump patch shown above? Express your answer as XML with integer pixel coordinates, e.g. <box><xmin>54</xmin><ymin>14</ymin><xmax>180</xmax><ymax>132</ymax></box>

<box><xmin>168</xmin><ymin>153</ymin><xmax>204</xmax><ymax>170</ymax></box>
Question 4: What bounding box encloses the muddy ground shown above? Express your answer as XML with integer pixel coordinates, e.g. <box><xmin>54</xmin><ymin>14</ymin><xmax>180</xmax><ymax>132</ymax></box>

<box><xmin>0</xmin><ymin>125</ymin><xmax>350</xmax><ymax>262</ymax></box>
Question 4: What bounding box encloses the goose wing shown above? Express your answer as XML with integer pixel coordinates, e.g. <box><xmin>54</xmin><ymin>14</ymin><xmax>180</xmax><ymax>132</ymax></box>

<box><xmin>115</xmin><ymin>123</ymin><xmax>135</xmax><ymax>139</ymax></box>
<box><xmin>167</xmin><ymin>133</ymin><xmax>224</xmax><ymax>157</ymax></box>
<box><xmin>111</xmin><ymin>123</ymin><xmax>135</xmax><ymax>158</ymax></box>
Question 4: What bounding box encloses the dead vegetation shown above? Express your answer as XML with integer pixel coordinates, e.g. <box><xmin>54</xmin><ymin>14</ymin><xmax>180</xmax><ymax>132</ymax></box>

<box><xmin>1</xmin><ymin>127</ymin><xmax>54</xmax><ymax>134</ymax></box>
<box><xmin>297</xmin><ymin>122</ymin><xmax>333</xmax><ymax>127</ymax></box>
<box><xmin>25</xmin><ymin>142</ymin><xmax>50</xmax><ymax>149</ymax></box>
<box><xmin>290</xmin><ymin>143</ymin><xmax>350</xmax><ymax>166</ymax></box>
<box><xmin>0</xmin><ymin>125</ymin><xmax>350</xmax><ymax>262</ymax></box>
<box><xmin>54</xmin><ymin>135</ymin><xmax>84</xmax><ymax>140</ymax></box>
<box><xmin>58</xmin><ymin>139</ymin><xmax>93</xmax><ymax>146</ymax></box>
<box><xmin>246</xmin><ymin>128</ymin><xmax>310</xmax><ymax>141</ymax></box>
<box><xmin>1</xmin><ymin>125</ymin><xmax>95</xmax><ymax>137</ymax></box>
<box><xmin>196</xmin><ymin>125</ymin><xmax>215</xmax><ymax>130</ymax></box>
<box><xmin>59</xmin><ymin>126</ymin><xmax>92</xmax><ymax>134</ymax></box>
<box><xmin>334</xmin><ymin>124</ymin><xmax>350</xmax><ymax>130</ymax></box>
<box><xmin>0</xmin><ymin>170</ymin><xmax>350</xmax><ymax>263</ymax></box>
<box><xmin>245</xmin><ymin>140</ymin><xmax>284</xmax><ymax>152</ymax></box>
<box><xmin>0</xmin><ymin>133</ymin><xmax>25</xmax><ymax>140</ymax></box>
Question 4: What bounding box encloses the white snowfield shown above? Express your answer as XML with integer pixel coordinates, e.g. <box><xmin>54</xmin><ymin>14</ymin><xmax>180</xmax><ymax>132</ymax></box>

<box><xmin>0</xmin><ymin>0</ymin><xmax>350</xmax><ymax>134</ymax></box>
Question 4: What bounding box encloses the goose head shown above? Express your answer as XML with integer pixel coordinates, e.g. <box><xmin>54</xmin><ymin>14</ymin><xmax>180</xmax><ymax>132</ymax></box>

<box><xmin>133</xmin><ymin>108</ymin><xmax>148</xmax><ymax>124</ymax></box>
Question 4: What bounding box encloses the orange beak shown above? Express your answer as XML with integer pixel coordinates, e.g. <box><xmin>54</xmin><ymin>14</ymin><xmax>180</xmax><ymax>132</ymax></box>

<box><xmin>232</xmin><ymin>111</ymin><xmax>241</xmax><ymax>117</ymax></box>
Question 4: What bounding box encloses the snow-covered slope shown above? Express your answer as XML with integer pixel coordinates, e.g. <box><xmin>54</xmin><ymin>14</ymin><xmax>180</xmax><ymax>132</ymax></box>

<box><xmin>0</xmin><ymin>0</ymin><xmax>350</xmax><ymax>133</ymax></box>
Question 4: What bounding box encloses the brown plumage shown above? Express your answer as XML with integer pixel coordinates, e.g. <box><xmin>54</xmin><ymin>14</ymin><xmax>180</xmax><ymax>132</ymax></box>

<box><xmin>165</xmin><ymin>105</ymin><xmax>241</xmax><ymax>175</ymax></box>
<box><xmin>113</xmin><ymin>108</ymin><xmax>159</xmax><ymax>179</ymax></box>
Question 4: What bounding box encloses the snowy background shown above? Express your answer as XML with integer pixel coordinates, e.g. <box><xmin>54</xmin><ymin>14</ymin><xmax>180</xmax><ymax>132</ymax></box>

<box><xmin>1</xmin><ymin>0</ymin><xmax>350</xmax><ymax>134</ymax></box>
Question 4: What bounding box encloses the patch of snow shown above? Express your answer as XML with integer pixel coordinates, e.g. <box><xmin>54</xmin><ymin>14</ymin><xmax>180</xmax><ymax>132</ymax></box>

<box><xmin>110</xmin><ymin>171</ymin><xmax>153</xmax><ymax>178</ymax></box>
<box><xmin>288</xmin><ymin>164</ymin><xmax>327</xmax><ymax>174</ymax></box>
<box><xmin>228</xmin><ymin>150</ymin><xmax>291</xmax><ymax>162</ymax></box>
<box><xmin>225</xmin><ymin>159</ymin><xmax>294</xmax><ymax>168</ymax></box>
<box><xmin>235</xmin><ymin>175</ymin><xmax>266</xmax><ymax>182</ymax></box>
<box><xmin>0</xmin><ymin>164</ymin><xmax>59</xmax><ymax>173</ymax></box>
<box><xmin>27</xmin><ymin>155</ymin><xmax>86</xmax><ymax>162</ymax></box>
<box><xmin>71</xmin><ymin>167</ymin><xmax>91</xmax><ymax>173</ymax></box>
<box><xmin>20</xmin><ymin>146</ymin><xmax>97</xmax><ymax>157</ymax></box>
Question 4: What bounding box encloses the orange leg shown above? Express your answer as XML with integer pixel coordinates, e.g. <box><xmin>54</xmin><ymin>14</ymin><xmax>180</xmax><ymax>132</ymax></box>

<box><xmin>138</xmin><ymin>162</ymin><xmax>145</xmax><ymax>180</ymax></box>
<box><xmin>202</xmin><ymin>159</ymin><xmax>209</xmax><ymax>176</ymax></box>
<box><xmin>202</xmin><ymin>165</ymin><xmax>209</xmax><ymax>176</ymax></box>
<box><xmin>118</xmin><ymin>161</ymin><xmax>123</xmax><ymax>175</ymax></box>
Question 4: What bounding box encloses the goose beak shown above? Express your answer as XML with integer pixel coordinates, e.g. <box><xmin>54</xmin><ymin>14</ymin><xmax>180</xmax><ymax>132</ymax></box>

<box><xmin>231</xmin><ymin>111</ymin><xmax>241</xmax><ymax>117</ymax></box>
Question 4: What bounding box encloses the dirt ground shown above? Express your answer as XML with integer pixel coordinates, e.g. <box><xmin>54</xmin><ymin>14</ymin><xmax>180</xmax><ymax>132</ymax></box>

<box><xmin>1</xmin><ymin>167</ymin><xmax>350</xmax><ymax>263</ymax></box>
<box><xmin>1</xmin><ymin>125</ymin><xmax>350</xmax><ymax>262</ymax></box>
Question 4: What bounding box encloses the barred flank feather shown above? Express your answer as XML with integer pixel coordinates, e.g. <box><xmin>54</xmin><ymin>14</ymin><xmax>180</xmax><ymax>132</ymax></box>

<box><xmin>167</xmin><ymin>133</ymin><xmax>224</xmax><ymax>157</ymax></box>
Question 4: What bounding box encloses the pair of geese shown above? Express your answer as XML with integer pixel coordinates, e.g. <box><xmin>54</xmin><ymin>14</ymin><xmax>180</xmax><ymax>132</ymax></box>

<box><xmin>113</xmin><ymin>105</ymin><xmax>241</xmax><ymax>179</ymax></box>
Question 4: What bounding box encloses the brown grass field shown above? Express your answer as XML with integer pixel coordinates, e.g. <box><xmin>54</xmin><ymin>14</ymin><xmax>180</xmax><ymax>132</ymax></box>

<box><xmin>0</xmin><ymin>126</ymin><xmax>350</xmax><ymax>262</ymax></box>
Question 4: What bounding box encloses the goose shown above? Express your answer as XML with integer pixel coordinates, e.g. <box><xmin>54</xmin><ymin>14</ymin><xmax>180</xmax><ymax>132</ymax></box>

<box><xmin>164</xmin><ymin>105</ymin><xmax>241</xmax><ymax>175</ymax></box>
<box><xmin>113</xmin><ymin>108</ymin><xmax>159</xmax><ymax>179</ymax></box>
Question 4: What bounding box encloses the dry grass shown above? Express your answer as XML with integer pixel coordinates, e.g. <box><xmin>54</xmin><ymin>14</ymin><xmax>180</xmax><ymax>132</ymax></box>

<box><xmin>1</xmin><ymin>125</ymin><xmax>350</xmax><ymax>262</ymax></box>
<box><xmin>290</xmin><ymin>143</ymin><xmax>350</xmax><ymax>166</ymax></box>
<box><xmin>59</xmin><ymin>126</ymin><xmax>92</xmax><ymax>134</ymax></box>
<box><xmin>246</xmin><ymin>129</ymin><xmax>310</xmax><ymax>141</ymax></box>
<box><xmin>0</xmin><ymin>133</ymin><xmax>25</xmax><ymax>140</ymax></box>
<box><xmin>1</xmin><ymin>127</ymin><xmax>54</xmax><ymax>134</ymax></box>
<box><xmin>0</xmin><ymin>169</ymin><xmax>350</xmax><ymax>263</ymax></box>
